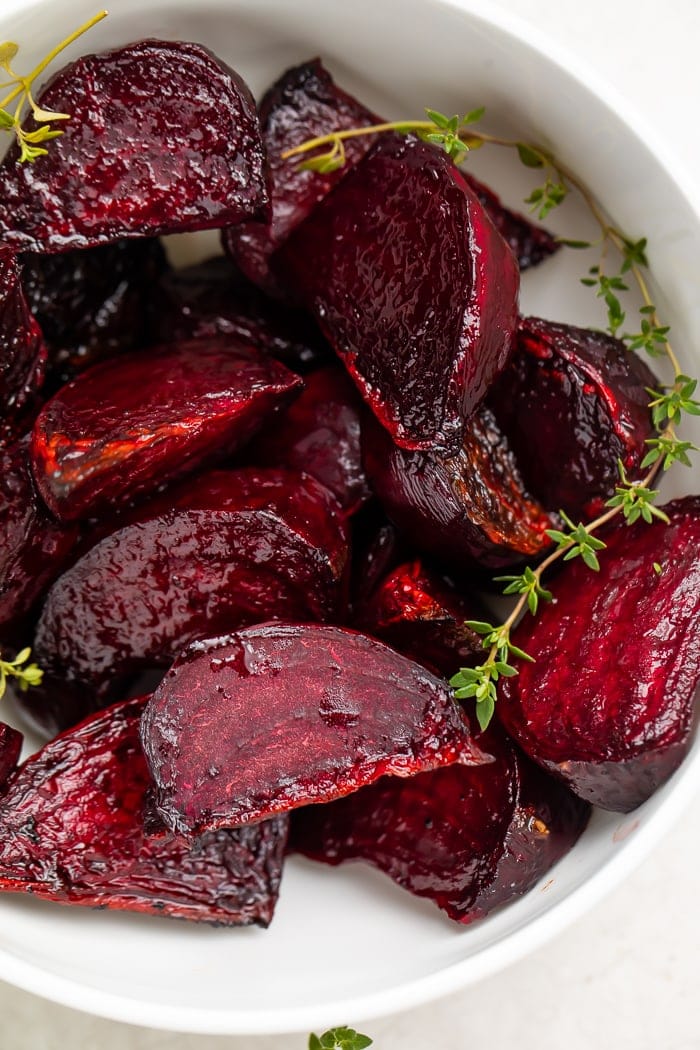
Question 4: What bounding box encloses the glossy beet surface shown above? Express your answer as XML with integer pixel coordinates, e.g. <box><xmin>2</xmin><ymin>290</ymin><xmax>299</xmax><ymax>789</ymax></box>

<box><xmin>492</xmin><ymin>317</ymin><xmax>658</xmax><ymax>517</ymax></box>
<box><xmin>462</xmin><ymin>172</ymin><xmax>559</xmax><ymax>271</ymax></box>
<box><xmin>149</xmin><ymin>256</ymin><xmax>330</xmax><ymax>372</ymax></box>
<box><xmin>362</xmin><ymin>407</ymin><xmax>555</xmax><ymax>572</ymax></box>
<box><xmin>141</xmin><ymin>624</ymin><xmax>485</xmax><ymax>835</ymax></box>
<box><xmin>292</xmin><ymin>722</ymin><xmax>589</xmax><ymax>923</ymax></box>
<box><xmin>498</xmin><ymin>497</ymin><xmax>700</xmax><ymax>812</ymax></box>
<box><xmin>0</xmin><ymin>698</ymin><xmax>288</xmax><ymax>925</ymax></box>
<box><xmin>0</xmin><ymin>249</ymin><xmax>46</xmax><ymax>430</ymax></box>
<box><xmin>30</xmin><ymin>338</ymin><xmax>302</xmax><ymax>521</ymax></box>
<box><xmin>354</xmin><ymin>560</ymin><xmax>484</xmax><ymax>677</ymax></box>
<box><xmin>276</xmin><ymin>135</ymin><xmax>519</xmax><ymax>453</ymax></box>
<box><xmin>21</xmin><ymin>238</ymin><xmax>168</xmax><ymax>385</ymax></box>
<box><xmin>0</xmin><ymin>41</ymin><xmax>268</xmax><ymax>252</ymax></box>
<box><xmin>249</xmin><ymin>366</ymin><xmax>371</xmax><ymax>512</ymax></box>
<box><xmin>0</xmin><ymin>724</ymin><xmax>22</xmax><ymax>790</ymax></box>
<box><xmin>0</xmin><ymin>437</ymin><xmax>79</xmax><ymax>636</ymax></box>
<box><xmin>34</xmin><ymin>469</ymin><xmax>349</xmax><ymax>698</ymax></box>
<box><xmin>224</xmin><ymin>58</ymin><xmax>379</xmax><ymax>296</ymax></box>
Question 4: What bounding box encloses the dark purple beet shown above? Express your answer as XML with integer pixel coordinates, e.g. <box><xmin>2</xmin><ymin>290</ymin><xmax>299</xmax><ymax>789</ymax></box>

<box><xmin>21</xmin><ymin>238</ymin><xmax>168</xmax><ymax>386</ymax></box>
<box><xmin>498</xmin><ymin>497</ymin><xmax>700</xmax><ymax>812</ymax></box>
<box><xmin>362</xmin><ymin>406</ymin><xmax>556</xmax><ymax>573</ymax></box>
<box><xmin>0</xmin><ymin>41</ymin><xmax>269</xmax><ymax>252</ymax></box>
<box><xmin>0</xmin><ymin>697</ymin><xmax>288</xmax><ymax>925</ymax></box>
<box><xmin>0</xmin><ymin>249</ymin><xmax>47</xmax><ymax>435</ymax></box>
<box><xmin>0</xmin><ymin>724</ymin><xmax>22</xmax><ymax>790</ymax></box>
<box><xmin>224</xmin><ymin>58</ymin><xmax>380</xmax><ymax>296</ymax></box>
<box><xmin>349</xmin><ymin>507</ymin><xmax>406</xmax><ymax>610</ymax></box>
<box><xmin>30</xmin><ymin>338</ymin><xmax>302</xmax><ymax>521</ymax></box>
<box><xmin>462</xmin><ymin>172</ymin><xmax>560</xmax><ymax>271</ymax></box>
<box><xmin>141</xmin><ymin>623</ymin><xmax>486</xmax><ymax>835</ymax></box>
<box><xmin>491</xmin><ymin>316</ymin><xmax>659</xmax><ymax>518</ymax></box>
<box><xmin>33</xmin><ymin>468</ymin><xmax>350</xmax><ymax>699</ymax></box>
<box><xmin>291</xmin><ymin>722</ymin><xmax>589</xmax><ymax>924</ymax></box>
<box><xmin>276</xmin><ymin>134</ymin><xmax>519</xmax><ymax>453</ymax></box>
<box><xmin>248</xmin><ymin>366</ymin><xmax>371</xmax><ymax>513</ymax></box>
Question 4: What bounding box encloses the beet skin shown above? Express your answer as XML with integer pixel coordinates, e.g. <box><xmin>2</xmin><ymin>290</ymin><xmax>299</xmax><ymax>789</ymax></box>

<box><xmin>0</xmin><ymin>249</ymin><xmax>46</xmax><ymax>437</ymax></box>
<box><xmin>0</xmin><ymin>724</ymin><xmax>22</xmax><ymax>790</ymax></box>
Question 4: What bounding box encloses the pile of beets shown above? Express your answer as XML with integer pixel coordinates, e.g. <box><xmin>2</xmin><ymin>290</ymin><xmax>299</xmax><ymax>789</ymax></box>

<box><xmin>0</xmin><ymin>40</ymin><xmax>698</xmax><ymax>929</ymax></box>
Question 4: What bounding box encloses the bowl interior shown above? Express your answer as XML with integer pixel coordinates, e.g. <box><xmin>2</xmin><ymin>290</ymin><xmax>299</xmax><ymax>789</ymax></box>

<box><xmin>1</xmin><ymin>0</ymin><xmax>699</xmax><ymax>1034</ymax></box>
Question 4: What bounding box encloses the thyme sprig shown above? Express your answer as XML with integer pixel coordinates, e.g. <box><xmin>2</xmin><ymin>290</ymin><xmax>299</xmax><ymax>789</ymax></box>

<box><xmin>0</xmin><ymin>11</ymin><xmax>107</xmax><ymax>162</ymax></box>
<box><xmin>0</xmin><ymin>647</ymin><xmax>43</xmax><ymax>700</ymax></box>
<box><xmin>309</xmin><ymin>1028</ymin><xmax>373</xmax><ymax>1050</ymax></box>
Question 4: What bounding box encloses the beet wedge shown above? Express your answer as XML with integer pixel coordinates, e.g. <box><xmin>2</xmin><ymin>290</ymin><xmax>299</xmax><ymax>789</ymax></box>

<box><xmin>141</xmin><ymin>623</ymin><xmax>486</xmax><ymax>836</ymax></box>
<box><xmin>362</xmin><ymin>407</ymin><xmax>556</xmax><ymax>573</ymax></box>
<box><xmin>224</xmin><ymin>58</ymin><xmax>380</xmax><ymax>296</ymax></box>
<box><xmin>0</xmin><ymin>697</ymin><xmax>288</xmax><ymax>925</ymax></box>
<box><xmin>276</xmin><ymin>134</ymin><xmax>519</xmax><ymax>453</ymax></box>
<box><xmin>0</xmin><ymin>724</ymin><xmax>22</xmax><ymax>790</ymax></box>
<box><xmin>34</xmin><ymin>469</ymin><xmax>349</xmax><ymax>699</ymax></box>
<box><xmin>0</xmin><ymin>41</ymin><xmax>269</xmax><ymax>252</ymax></box>
<box><xmin>30</xmin><ymin>338</ymin><xmax>302</xmax><ymax>521</ymax></box>
<box><xmin>491</xmin><ymin>317</ymin><xmax>658</xmax><ymax>518</ymax></box>
<box><xmin>462</xmin><ymin>172</ymin><xmax>559</xmax><ymax>271</ymax></box>
<box><xmin>498</xmin><ymin>497</ymin><xmax>700</xmax><ymax>812</ymax></box>
<box><xmin>1</xmin><ymin>249</ymin><xmax>47</xmax><ymax>433</ymax></box>
<box><xmin>292</xmin><ymin>721</ymin><xmax>589</xmax><ymax>924</ymax></box>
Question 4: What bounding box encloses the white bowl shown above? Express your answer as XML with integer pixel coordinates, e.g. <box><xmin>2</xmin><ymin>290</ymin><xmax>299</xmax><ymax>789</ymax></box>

<box><xmin>1</xmin><ymin>0</ymin><xmax>699</xmax><ymax>1035</ymax></box>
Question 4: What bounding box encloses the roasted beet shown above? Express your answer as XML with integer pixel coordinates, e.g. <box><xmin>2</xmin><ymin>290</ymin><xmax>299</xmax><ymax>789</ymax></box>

<box><xmin>0</xmin><ymin>41</ymin><xmax>268</xmax><ymax>252</ymax></box>
<box><xmin>349</xmin><ymin>508</ymin><xmax>405</xmax><ymax>609</ymax></box>
<box><xmin>498</xmin><ymin>497</ymin><xmax>700</xmax><ymax>812</ymax></box>
<box><xmin>0</xmin><ymin>724</ymin><xmax>22</xmax><ymax>790</ymax></box>
<box><xmin>34</xmin><ymin>469</ymin><xmax>349</xmax><ymax>698</ymax></box>
<box><xmin>224</xmin><ymin>58</ymin><xmax>379</xmax><ymax>296</ymax></box>
<box><xmin>30</xmin><ymin>338</ymin><xmax>302</xmax><ymax>521</ymax></box>
<box><xmin>249</xmin><ymin>366</ymin><xmax>371</xmax><ymax>512</ymax></box>
<box><xmin>276</xmin><ymin>134</ymin><xmax>519</xmax><ymax>453</ymax></box>
<box><xmin>148</xmin><ymin>256</ymin><xmax>330</xmax><ymax>372</ymax></box>
<box><xmin>491</xmin><ymin>317</ymin><xmax>658</xmax><ymax>518</ymax></box>
<box><xmin>141</xmin><ymin>623</ymin><xmax>486</xmax><ymax>835</ymax></box>
<box><xmin>0</xmin><ymin>697</ymin><xmax>288</xmax><ymax>925</ymax></box>
<box><xmin>354</xmin><ymin>560</ymin><xmax>484</xmax><ymax>677</ymax></box>
<box><xmin>363</xmin><ymin>406</ymin><xmax>555</xmax><ymax>573</ymax></box>
<box><xmin>21</xmin><ymin>238</ymin><xmax>168</xmax><ymax>385</ymax></box>
<box><xmin>0</xmin><ymin>437</ymin><xmax>79</xmax><ymax>637</ymax></box>
<box><xmin>0</xmin><ymin>249</ymin><xmax>47</xmax><ymax>432</ymax></box>
<box><xmin>292</xmin><ymin>722</ymin><xmax>589</xmax><ymax>923</ymax></box>
<box><xmin>462</xmin><ymin>172</ymin><xmax>559</xmax><ymax>271</ymax></box>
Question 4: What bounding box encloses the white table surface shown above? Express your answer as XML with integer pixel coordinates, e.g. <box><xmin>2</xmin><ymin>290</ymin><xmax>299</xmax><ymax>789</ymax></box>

<box><xmin>1</xmin><ymin>0</ymin><xmax>699</xmax><ymax>1047</ymax></box>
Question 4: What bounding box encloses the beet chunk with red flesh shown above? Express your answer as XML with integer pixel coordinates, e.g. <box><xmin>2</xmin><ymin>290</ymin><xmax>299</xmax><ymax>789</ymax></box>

<box><xmin>141</xmin><ymin>623</ymin><xmax>486</xmax><ymax>836</ymax></box>
<box><xmin>148</xmin><ymin>255</ymin><xmax>330</xmax><ymax>373</ymax></box>
<box><xmin>291</xmin><ymin>721</ymin><xmax>589</xmax><ymax>924</ymax></box>
<box><xmin>0</xmin><ymin>724</ymin><xmax>22</xmax><ymax>790</ymax></box>
<box><xmin>354</xmin><ymin>560</ymin><xmax>485</xmax><ymax>677</ymax></box>
<box><xmin>0</xmin><ymin>697</ymin><xmax>288</xmax><ymax>925</ymax></box>
<box><xmin>30</xmin><ymin>338</ymin><xmax>303</xmax><ymax>522</ymax></box>
<box><xmin>223</xmin><ymin>58</ymin><xmax>380</xmax><ymax>297</ymax></box>
<box><xmin>21</xmin><ymin>238</ymin><xmax>168</xmax><ymax>386</ymax></box>
<box><xmin>275</xmin><ymin>134</ymin><xmax>519</xmax><ymax>454</ymax></box>
<box><xmin>0</xmin><ymin>437</ymin><xmax>80</xmax><ymax>639</ymax></box>
<box><xmin>34</xmin><ymin>468</ymin><xmax>350</xmax><ymax>700</ymax></box>
<box><xmin>0</xmin><ymin>41</ymin><xmax>269</xmax><ymax>253</ymax></box>
<box><xmin>248</xmin><ymin>366</ymin><xmax>371</xmax><ymax>513</ymax></box>
<box><xmin>491</xmin><ymin>317</ymin><xmax>659</xmax><ymax>519</ymax></box>
<box><xmin>498</xmin><ymin>497</ymin><xmax>700</xmax><ymax>812</ymax></box>
<box><xmin>462</xmin><ymin>172</ymin><xmax>560</xmax><ymax>271</ymax></box>
<box><xmin>362</xmin><ymin>407</ymin><xmax>556</xmax><ymax>573</ymax></box>
<box><xmin>0</xmin><ymin>249</ymin><xmax>47</xmax><ymax>433</ymax></box>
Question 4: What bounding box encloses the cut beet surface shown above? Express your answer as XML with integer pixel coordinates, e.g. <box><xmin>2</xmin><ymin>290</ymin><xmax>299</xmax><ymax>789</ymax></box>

<box><xmin>363</xmin><ymin>406</ymin><xmax>555</xmax><ymax>573</ymax></box>
<box><xmin>141</xmin><ymin>623</ymin><xmax>486</xmax><ymax>836</ymax></box>
<box><xmin>0</xmin><ymin>40</ymin><xmax>269</xmax><ymax>252</ymax></box>
<box><xmin>248</xmin><ymin>366</ymin><xmax>371</xmax><ymax>513</ymax></box>
<box><xmin>498</xmin><ymin>497</ymin><xmax>700</xmax><ymax>812</ymax></box>
<box><xmin>0</xmin><ymin>697</ymin><xmax>288</xmax><ymax>925</ymax></box>
<box><xmin>491</xmin><ymin>317</ymin><xmax>659</xmax><ymax>518</ymax></box>
<box><xmin>0</xmin><ymin>249</ymin><xmax>47</xmax><ymax>432</ymax></box>
<box><xmin>224</xmin><ymin>58</ymin><xmax>380</xmax><ymax>297</ymax></box>
<box><xmin>34</xmin><ymin>468</ymin><xmax>350</xmax><ymax>699</ymax></box>
<box><xmin>30</xmin><ymin>338</ymin><xmax>302</xmax><ymax>521</ymax></box>
<box><xmin>276</xmin><ymin>134</ymin><xmax>519</xmax><ymax>453</ymax></box>
<box><xmin>0</xmin><ymin>724</ymin><xmax>22</xmax><ymax>790</ymax></box>
<box><xmin>291</xmin><ymin>721</ymin><xmax>589</xmax><ymax>924</ymax></box>
<box><xmin>462</xmin><ymin>172</ymin><xmax>560</xmax><ymax>271</ymax></box>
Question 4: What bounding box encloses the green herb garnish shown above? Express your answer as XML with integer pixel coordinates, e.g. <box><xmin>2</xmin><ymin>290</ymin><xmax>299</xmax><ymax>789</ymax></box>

<box><xmin>309</xmin><ymin>1027</ymin><xmax>373</xmax><ymax>1050</ymax></box>
<box><xmin>0</xmin><ymin>647</ymin><xmax>43</xmax><ymax>700</ymax></box>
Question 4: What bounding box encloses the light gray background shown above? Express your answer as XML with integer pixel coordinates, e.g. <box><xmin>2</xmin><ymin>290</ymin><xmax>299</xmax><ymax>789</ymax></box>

<box><xmin>1</xmin><ymin>0</ymin><xmax>699</xmax><ymax>1047</ymax></box>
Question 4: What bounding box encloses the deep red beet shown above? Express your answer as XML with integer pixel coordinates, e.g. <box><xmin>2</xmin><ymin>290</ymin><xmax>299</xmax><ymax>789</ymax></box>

<box><xmin>0</xmin><ymin>697</ymin><xmax>288</xmax><ymax>925</ymax></box>
<box><xmin>0</xmin><ymin>249</ymin><xmax>47</xmax><ymax>435</ymax></box>
<box><xmin>34</xmin><ymin>469</ymin><xmax>349</xmax><ymax>699</ymax></box>
<box><xmin>491</xmin><ymin>317</ymin><xmax>659</xmax><ymax>518</ymax></box>
<box><xmin>141</xmin><ymin>623</ymin><xmax>486</xmax><ymax>836</ymax></box>
<box><xmin>0</xmin><ymin>41</ymin><xmax>269</xmax><ymax>252</ymax></box>
<box><xmin>462</xmin><ymin>172</ymin><xmax>560</xmax><ymax>271</ymax></box>
<box><xmin>0</xmin><ymin>724</ymin><xmax>22</xmax><ymax>790</ymax></box>
<box><xmin>291</xmin><ymin>721</ymin><xmax>589</xmax><ymax>924</ymax></box>
<box><xmin>30</xmin><ymin>338</ymin><xmax>303</xmax><ymax>521</ymax></box>
<box><xmin>498</xmin><ymin>497</ymin><xmax>700</xmax><ymax>812</ymax></box>
<box><xmin>276</xmin><ymin>134</ymin><xmax>519</xmax><ymax>453</ymax></box>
